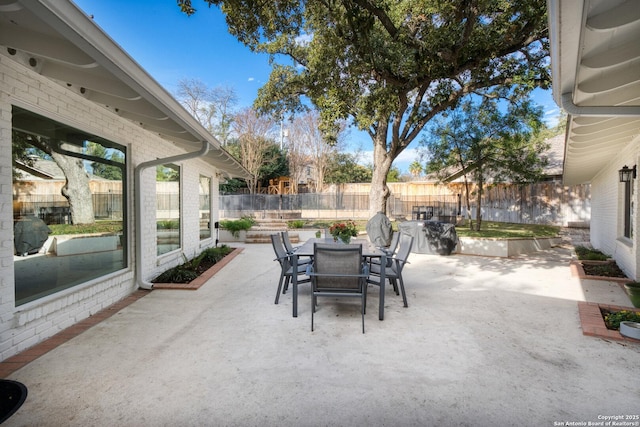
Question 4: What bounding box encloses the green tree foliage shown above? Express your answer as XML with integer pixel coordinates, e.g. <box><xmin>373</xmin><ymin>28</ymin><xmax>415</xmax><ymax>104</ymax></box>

<box><xmin>423</xmin><ymin>97</ymin><xmax>548</xmax><ymax>230</ymax></box>
<box><xmin>325</xmin><ymin>153</ymin><xmax>372</xmax><ymax>184</ymax></box>
<box><xmin>178</xmin><ymin>0</ymin><xmax>549</xmax><ymax>216</ymax></box>
<box><xmin>258</xmin><ymin>144</ymin><xmax>289</xmax><ymax>186</ymax></box>
<box><xmin>86</xmin><ymin>142</ymin><xmax>124</xmax><ymax>180</ymax></box>
<box><xmin>156</xmin><ymin>164</ymin><xmax>180</xmax><ymax>181</ymax></box>
<box><xmin>386</xmin><ymin>166</ymin><xmax>401</xmax><ymax>183</ymax></box>
<box><xmin>219</xmin><ymin>177</ymin><xmax>246</xmax><ymax>194</ymax></box>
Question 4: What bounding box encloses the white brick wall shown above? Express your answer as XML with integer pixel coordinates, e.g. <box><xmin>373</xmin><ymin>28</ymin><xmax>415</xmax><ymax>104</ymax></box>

<box><xmin>0</xmin><ymin>53</ymin><xmax>224</xmax><ymax>360</ymax></box>
<box><xmin>590</xmin><ymin>141</ymin><xmax>640</xmax><ymax>280</ymax></box>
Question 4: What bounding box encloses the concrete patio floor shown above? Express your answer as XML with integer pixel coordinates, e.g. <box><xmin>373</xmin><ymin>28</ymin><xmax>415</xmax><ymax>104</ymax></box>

<box><xmin>3</xmin><ymin>233</ymin><xmax>640</xmax><ymax>426</ymax></box>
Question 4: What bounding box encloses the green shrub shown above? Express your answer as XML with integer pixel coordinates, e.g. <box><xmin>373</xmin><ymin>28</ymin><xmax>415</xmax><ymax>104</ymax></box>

<box><xmin>152</xmin><ymin>245</ymin><xmax>234</xmax><ymax>283</ymax></box>
<box><xmin>200</xmin><ymin>245</ymin><xmax>233</xmax><ymax>263</ymax></box>
<box><xmin>153</xmin><ymin>264</ymin><xmax>199</xmax><ymax>283</ymax></box>
<box><xmin>603</xmin><ymin>309</ymin><xmax>640</xmax><ymax>330</ymax></box>
<box><xmin>220</xmin><ymin>218</ymin><xmax>254</xmax><ymax>237</ymax></box>
<box><xmin>574</xmin><ymin>245</ymin><xmax>609</xmax><ymax>261</ymax></box>
<box><xmin>288</xmin><ymin>219</ymin><xmax>305</xmax><ymax>229</ymax></box>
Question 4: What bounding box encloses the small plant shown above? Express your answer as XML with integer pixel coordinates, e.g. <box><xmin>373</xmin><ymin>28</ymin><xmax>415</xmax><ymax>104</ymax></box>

<box><xmin>287</xmin><ymin>219</ymin><xmax>305</xmax><ymax>229</ymax></box>
<box><xmin>220</xmin><ymin>217</ymin><xmax>255</xmax><ymax>238</ymax></box>
<box><xmin>602</xmin><ymin>308</ymin><xmax>640</xmax><ymax>330</ymax></box>
<box><xmin>154</xmin><ymin>264</ymin><xmax>199</xmax><ymax>283</ymax></box>
<box><xmin>574</xmin><ymin>245</ymin><xmax>609</xmax><ymax>261</ymax></box>
<box><xmin>329</xmin><ymin>220</ymin><xmax>359</xmax><ymax>243</ymax></box>
<box><xmin>200</xmin><ymin>245</ymin><xmax>233</xmax><ymax>263</ymax></box>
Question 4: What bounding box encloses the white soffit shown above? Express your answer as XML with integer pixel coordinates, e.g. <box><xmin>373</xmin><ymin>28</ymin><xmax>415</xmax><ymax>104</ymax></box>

<box><xmin>0</xmin><ymin>0</ymin><xmax>251</xmax><ymax>180</ymax></box>
<box><xmin>550</xmin><ymin>0</ymin><xmax>640</xmax><ymax>185</ymax></box>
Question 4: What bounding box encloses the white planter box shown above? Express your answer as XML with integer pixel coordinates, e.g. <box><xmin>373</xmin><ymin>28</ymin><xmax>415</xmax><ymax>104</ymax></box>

<box><xmin>52</xmin><ymin>235</ymin><xmax>119</xmax><ymax>256</ymax></box>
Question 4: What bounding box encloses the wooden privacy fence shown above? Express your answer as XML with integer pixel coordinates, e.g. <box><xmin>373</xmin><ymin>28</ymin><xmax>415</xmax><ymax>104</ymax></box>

<box><xmin>464</xmin><ymin>182</ymin><xmax>590</xmax><ymax>225</ymax></box>
<box><xmin>221</xmin><ymin>182</ymin><xmax>591</xmax><ymax>226</ymax></box>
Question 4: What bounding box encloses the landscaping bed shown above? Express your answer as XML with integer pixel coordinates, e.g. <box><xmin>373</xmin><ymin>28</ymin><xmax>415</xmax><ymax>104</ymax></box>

<box><xmin>601</xmin><ymin>307</ymin><xmax>640</xmax><ymax>331</ymax></box>
<box><xmin>581</xmin><ymin>261</ymin><xmax>626</xmax><ymax>278</ymax></box>
<box><xmin>152</xmin><ymin>245</ymin><xmax>235</xmax><ymax>284</ymax></box>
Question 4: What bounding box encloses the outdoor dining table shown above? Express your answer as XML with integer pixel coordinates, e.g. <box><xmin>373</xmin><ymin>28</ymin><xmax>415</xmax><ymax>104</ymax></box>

<box><xmin>290</xmin><ymin>238</ymin><xmax>388</xmax><ymax>320</ymax></box>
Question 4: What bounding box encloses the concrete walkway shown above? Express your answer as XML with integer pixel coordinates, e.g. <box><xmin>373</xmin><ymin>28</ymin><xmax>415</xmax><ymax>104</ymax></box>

<box><xmin>4</xmin><ymin>233</ymin><xmax>639</xmax><ymax>426</ymax></box>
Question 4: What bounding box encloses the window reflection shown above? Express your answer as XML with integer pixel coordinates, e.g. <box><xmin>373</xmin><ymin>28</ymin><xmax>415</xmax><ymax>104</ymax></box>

<box><xmin>12</xmin><ymin>107</ymin><xmax>127</xmax><ymax>306</ymax></box>
<box><xmin>156</xmin><ymin>164</ymin><xmax>180</xmax><ymax>255</ymax></box>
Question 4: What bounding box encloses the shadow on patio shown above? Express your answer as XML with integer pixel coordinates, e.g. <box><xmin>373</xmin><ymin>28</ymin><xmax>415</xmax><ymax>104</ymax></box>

<box><xmin>2</xmin><ymin>238</ymin><xmax>639</xmax><ymax>426</ymax></box>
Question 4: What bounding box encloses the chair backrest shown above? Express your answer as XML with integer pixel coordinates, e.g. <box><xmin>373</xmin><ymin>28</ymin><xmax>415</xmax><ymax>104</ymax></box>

<box><xmin>393</xmin><ymin>235</ymin><xmax>414</xmax><ymax>273</ymax></box>
<box><xmin>281</xmin><ymin>230</ymin><xmax>294</xmax><ymax>254</ymax></box>
<box><xmin>388</xmin><ymin>231</ymin><xmax>400</xmax><ymax>254</ymax></box>
<box><xmin>313</xmin><ymin>243</ymin><xmax>362</xmax><ymax>290</ymax></box>
<box><xmin>271</xmin><ymin>233</ymin><xmax>291</xmax><ymax>269</ymax></box>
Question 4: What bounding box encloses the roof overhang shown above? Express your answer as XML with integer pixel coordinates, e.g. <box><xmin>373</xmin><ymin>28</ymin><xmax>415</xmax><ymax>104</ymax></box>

<box><xmin>548</xmin><ymin>0</ymin><xmax>640</xmax><ymax>185</ymax></box>
<box><xmin>0</xmin><ymin>0</ymin><xmax>251</xmax><ymax>180</ymax></box>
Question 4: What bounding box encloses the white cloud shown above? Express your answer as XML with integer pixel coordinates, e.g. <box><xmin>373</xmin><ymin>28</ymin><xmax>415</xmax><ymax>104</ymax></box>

<box><xmin>248</xmin><ymin>77</ymin><xmax>255</xmax><ymax>82</ymax></box>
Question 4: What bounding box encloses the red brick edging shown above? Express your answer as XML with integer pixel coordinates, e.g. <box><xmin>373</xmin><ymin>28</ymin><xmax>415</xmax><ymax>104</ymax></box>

<box><xmin>569</xmin><ymin>260</ymin><xmax>632</xmax><ymax>284</ymax></box>
<box><xmin>578</xmin><ymin>301</ymin><xmax>640</xmax><ymax>343</ymax></box>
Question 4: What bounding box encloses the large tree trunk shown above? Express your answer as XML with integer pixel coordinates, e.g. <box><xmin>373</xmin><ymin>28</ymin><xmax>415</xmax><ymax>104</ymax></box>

<box><xmin>50</xmin><ymin>151</ymin><xmax>95</xmax><ymax>224</ymax></box>
<box><xmin>369</xmin><ymin>135</ymin><xmax>393</xmax><ymax>217</ymax></box>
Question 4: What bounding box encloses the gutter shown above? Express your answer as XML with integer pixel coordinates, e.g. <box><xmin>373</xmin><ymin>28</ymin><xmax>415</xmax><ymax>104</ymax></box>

<box><xmin>134</xmin><ymin>141</ymin><xmax>210</xmax><ymax>290</ymax></box>
<box><xmin>561</xmin><ymin>93</ymin><xmax>640</xmax><ymax>117</ymax></box>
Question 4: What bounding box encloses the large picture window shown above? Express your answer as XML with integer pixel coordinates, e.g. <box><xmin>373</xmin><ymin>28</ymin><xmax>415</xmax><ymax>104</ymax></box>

<box><xmin>12</xmin><ymin>107</ymin><xmax>127</xmax><ymax>306</ymax></box>
<box><xmin>156</xmin><ymin>164</ymin><xmax>181</xmax><ymax>255</ymax></box>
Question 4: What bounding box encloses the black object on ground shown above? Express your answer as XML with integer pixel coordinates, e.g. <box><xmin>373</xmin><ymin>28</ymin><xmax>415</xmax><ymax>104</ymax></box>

<box><xmin>0</xmin><ymin>379</ymin><xmax>27</xmax><ymax>424</ymax></box>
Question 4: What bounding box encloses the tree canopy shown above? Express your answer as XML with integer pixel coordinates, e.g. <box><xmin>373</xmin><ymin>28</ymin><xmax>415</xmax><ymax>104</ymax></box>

<box><xmin>423</xmin><ymin>97</ymin><xmax>548</xmax><ymax>230</ymax></box>
<box><xmin>179</xmin><ymin>0</ymin><xmax>549</xmax><ymax>215</ymax></box>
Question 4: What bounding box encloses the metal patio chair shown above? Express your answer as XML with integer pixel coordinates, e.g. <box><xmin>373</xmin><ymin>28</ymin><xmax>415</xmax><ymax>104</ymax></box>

<box><xmin>307</xmin><ymin>243</ymin><xmax>369</xmax><ymax>333</ymax></box>
<box><xmin>368</xmin><ymin>235</ymin><xmax>414</xmax><ymax>308</ymax></box>
<box><xmin>281</xmin><ymin>231</ymin><xmax>311</xmax><ymax>266</ymax></box>
<box><xmin>271</xmin><ymin>233</ymin><xmax>310</xmax><ymax>305</ymax></box>
<box><xmin>370</xmin><ymin>230</ymin><xmax>400</xmax><ymax>268</ymax></box>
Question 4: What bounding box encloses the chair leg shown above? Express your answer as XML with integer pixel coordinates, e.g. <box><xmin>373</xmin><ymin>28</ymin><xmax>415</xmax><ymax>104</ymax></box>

<box><xmin>361</xmin><ymin>293</ymin><xmax>365</xmax><ymax>334</ymax></box>
<box><xmin>311</xmin><ymin>293</ymin><xmax>315</xmax><ymax>331</ymax></box>
<box><xmin>274</xmin><ymin>273</ymin><xmax>286</xmax><ymax>304</ymax></box>
<box><xmin>283</xmin><ymin>276</ymin><xmax>290</xmax><ymax>294</ymax></box>
<box><xmin>391</xmin><ymin>278</ymin><xmax>399</xmax><ymax>295</ymax></box>
<box><xmin>398</xmin><ymin>276</ymin><xmax>408</xmax><ymax>308</ymax></box>
<box><xmin>363</xmin><ymin>283</ymin><xmax>367</xmax><ymax>315</ymax></box>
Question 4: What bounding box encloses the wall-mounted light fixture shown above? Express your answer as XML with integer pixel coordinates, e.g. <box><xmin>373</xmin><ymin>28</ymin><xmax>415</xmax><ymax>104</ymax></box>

<box><xmin>618</xmin><ymin>165</ymin><xmax>637</xmax><ymax>183</ymax></box>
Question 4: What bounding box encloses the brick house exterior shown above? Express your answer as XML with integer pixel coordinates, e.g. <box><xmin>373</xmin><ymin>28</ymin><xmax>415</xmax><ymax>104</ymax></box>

<box><xmin>0</xmin><ymin>1</ymin><xmax>249</xmax><ymax>360</ymax></box>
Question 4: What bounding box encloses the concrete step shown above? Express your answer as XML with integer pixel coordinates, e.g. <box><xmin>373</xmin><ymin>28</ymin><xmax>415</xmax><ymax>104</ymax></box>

<box><xmin>245</xmin><ymin>230</ymin><xmax>300</xmax><ymax>244</ymax></box>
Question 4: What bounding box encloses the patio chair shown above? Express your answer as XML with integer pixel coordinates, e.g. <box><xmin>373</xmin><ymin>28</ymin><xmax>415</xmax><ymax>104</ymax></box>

<box><xmin>271</xmin><ymin>234</ymin><xmax>310</xmax><ymax>305</ymax></box>
<box><xmin>368</xmin><ymin>235</ymin><xmax>414</xmax><ymax>308</ymax></box>
<box><xmin>307</xmin><ymin>243</ymin><xmax>369</xmax><ymax>333</ymax></box>
<box><xmin>370</xmin><ymin>231</ymin><xmax>400</xmax><ymax>268</ymax></box>
<box><xmin>281</xmin><ymin>231</ymin><xmax>311</xmax><ymax>266</ymax></box>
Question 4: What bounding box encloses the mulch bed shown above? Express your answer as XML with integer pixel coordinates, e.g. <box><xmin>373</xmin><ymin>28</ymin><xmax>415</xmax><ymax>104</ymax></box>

<box><xmin>580</xmin><ymin>261</ymin><xmax>627</xmax><ymax>278</ymax></box>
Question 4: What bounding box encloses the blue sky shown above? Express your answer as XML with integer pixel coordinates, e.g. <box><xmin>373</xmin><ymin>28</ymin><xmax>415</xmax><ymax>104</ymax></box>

<box><xmin>73</xmin><ymin>0</ymin><xmax>561</xmax><ymax>173</ymax></box>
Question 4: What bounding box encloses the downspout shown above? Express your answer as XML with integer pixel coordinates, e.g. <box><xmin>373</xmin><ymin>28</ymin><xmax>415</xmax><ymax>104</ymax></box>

<box><xmin>561</xmin><ymin>93</ymin><xmax>640</xmax><ymax>117</ymax></box>
<box><xmin>134</xmin><ymin>141</ymin><xmax>210</xmax><ymax>289</ymax></box>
